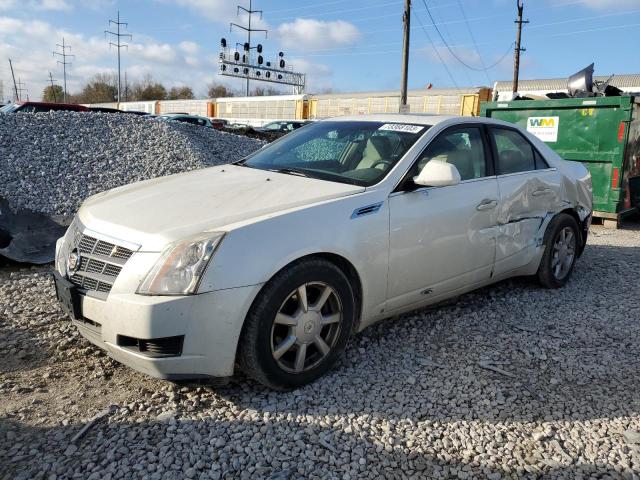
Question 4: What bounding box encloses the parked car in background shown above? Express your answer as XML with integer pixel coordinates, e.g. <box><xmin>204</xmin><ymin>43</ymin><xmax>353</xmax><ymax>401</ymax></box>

<box><xmin>155</xmin><ymin>114</ymin><xmax>213</xmax><ymax>128</ymax></box>
<box><xmin>256</xmin><ymin>120</ymin><xmax>310</xmax><ymax>134</ymax></box>
<box><xmin>210</xmin><ymin>118</ymin><xmax>229</xmax><ymax>130</ymax></box>
<box><xmin>0</xmin><ymin>102</ymin><xmax>89</xmax><ymax>113</ymax></box>
<box><xmin>54</xmin><ymin>114</ymin><xmax>592</xmax><ymax>389</ymax></box>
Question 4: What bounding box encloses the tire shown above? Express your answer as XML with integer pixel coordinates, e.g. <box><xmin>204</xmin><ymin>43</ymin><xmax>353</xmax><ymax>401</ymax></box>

<box><xmin>237</xmin><ymin>258</ymin><xmax>355</xmax><ymax>390</ymax></box>
<box><xmin>537</xmin><ymin>213</ymin><xmax>580</xmax><ymax>289</ymax></box>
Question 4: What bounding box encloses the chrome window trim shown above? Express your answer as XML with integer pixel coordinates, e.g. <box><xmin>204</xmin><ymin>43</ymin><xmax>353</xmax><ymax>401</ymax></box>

<box><xmin>388</xmin><ymin>175</ymin><xmax>499</xmax><ymax>198</ymax></box>
<box><xmin>495</xmin><ymin>167</ymin><xmax>558</xmax><ymax>179</ymax></box>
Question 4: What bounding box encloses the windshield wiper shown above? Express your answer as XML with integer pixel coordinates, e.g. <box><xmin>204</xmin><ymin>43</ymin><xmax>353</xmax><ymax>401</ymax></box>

<box><xmin>270</xmin><ymin>167</ymin><xmax>311</xmax><ymax>178</ymax></box>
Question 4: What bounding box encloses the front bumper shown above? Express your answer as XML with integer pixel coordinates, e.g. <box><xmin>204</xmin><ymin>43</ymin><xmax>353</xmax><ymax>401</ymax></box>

<box><xmin>66</xmin><ymin>281</ymin><xmax>263</xmax><ymax>380</ymax></box>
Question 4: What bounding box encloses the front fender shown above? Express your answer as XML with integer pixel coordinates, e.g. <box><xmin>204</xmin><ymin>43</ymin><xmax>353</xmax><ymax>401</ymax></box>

<box><xmin>199</xmin><ymin>192</ymin><xmax>390</xmax><ymax>321</ymax></box>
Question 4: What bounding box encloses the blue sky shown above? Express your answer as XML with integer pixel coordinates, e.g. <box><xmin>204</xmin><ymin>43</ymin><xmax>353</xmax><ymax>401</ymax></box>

<box><xmin>1</xmin><ymin>0</ymin><xmax>639</xmax><ymax>100</ymax></box>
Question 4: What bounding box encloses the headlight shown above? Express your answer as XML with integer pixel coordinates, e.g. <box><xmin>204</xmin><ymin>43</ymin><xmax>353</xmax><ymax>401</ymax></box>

<box><xmin>137</xmin><ymin>232</ymin><xmax>225</xmax><ymax>296</ymax></box>
<box><xmin>56</xmin><ymin>216</ymin><xmax>79</xmax><ymax>276</ymax></box>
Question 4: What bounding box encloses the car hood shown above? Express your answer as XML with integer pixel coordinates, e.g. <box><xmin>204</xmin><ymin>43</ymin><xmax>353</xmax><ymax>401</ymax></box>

<box><xmin>78</xmin><ymin>164</ymin><xmax>365</xmax><ymax>251</ymax></box>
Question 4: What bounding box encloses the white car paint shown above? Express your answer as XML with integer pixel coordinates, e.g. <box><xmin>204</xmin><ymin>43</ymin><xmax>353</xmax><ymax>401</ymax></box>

<box><xmin>55</xmin><ymin>114</ymin><xmax>592</xmax><ymax>380</ymax></box>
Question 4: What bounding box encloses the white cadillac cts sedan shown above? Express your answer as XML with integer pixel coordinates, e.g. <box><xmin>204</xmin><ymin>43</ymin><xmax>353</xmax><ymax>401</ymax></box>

<box><xmin>54</xmin><ymin>114</ymin><xmax>592</xmax><ymax>389</ymax></box>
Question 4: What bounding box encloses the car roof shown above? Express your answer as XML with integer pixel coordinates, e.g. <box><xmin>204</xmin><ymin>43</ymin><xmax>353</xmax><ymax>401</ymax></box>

<box><xmin>325</xmin><ymin>113</ymin><xmax>457</xmax><ymax>126</ymax></box>
<box><xmin>322</xmin><ymin>113</ymin><xmax>525</xmax><ymax>130</ymax></box>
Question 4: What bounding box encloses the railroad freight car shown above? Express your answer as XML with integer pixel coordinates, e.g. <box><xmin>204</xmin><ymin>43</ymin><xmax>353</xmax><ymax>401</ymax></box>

<box><xmin>118</xmin><ymin>101</ymin><xmax>159</xmax><ymax>115</ymax></box>
<box><xmin>213</xmin><ymin>95</ymin><xmax>309</xmax><ymax>127</ymax></box>
<box><xmin>158</xmin><ymin>99</ymin><xmax>214</xmax><ymax>117</ymax></box>
<box><xmin>309</xmin><ymin>88</ymin><xmax>491</xmax><ymax>118</ymax></box>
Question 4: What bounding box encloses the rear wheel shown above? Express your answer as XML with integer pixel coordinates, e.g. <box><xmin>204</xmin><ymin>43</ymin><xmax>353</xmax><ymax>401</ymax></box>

<box><xmin>537</xmin><ymin>213</ymin><xmax>580</xmax><ymax>288</ymax></box>
<box><xmin>237</xmin><ymin>258</ymin><xmax>355</xmax><ymax>389</ymax></box>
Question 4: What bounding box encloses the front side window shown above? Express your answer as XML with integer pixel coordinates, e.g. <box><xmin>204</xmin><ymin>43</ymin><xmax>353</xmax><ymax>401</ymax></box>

<box><xmin>409</xmin><ymin>127</ymin><xmax>488</xmax><ymax>181</ymax></box>
<box><xmin>491</xmin><ymin>128</ymin><xmax>537</xmax><ymax>175</ymax></box>
<box><xmin>242</xmin><ymin>121</ymin><xmax>428</xmax><ymax>186</ymax></box>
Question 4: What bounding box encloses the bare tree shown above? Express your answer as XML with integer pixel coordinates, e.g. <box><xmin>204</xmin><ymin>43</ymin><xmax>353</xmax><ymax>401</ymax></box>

<box><xmin>207</xmin><ymin>83</ymin><xmax>235</xmax><ymax>98</ymax></box>
<box><xmin>168</xmin><ymin>86</ymin><xmax>194</xmax><ymax>100</ymax></box>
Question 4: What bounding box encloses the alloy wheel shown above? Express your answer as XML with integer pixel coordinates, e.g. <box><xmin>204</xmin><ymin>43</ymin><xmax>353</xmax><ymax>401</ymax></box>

<box><xmin>270</xmin><ymin>282</ymin><xmax>343</xmax><ymax>373</ymax></box>
<box><xmin>551</xmin><ymin>226</ymin><xmax>576</xmax><ymax>280</ymax></box>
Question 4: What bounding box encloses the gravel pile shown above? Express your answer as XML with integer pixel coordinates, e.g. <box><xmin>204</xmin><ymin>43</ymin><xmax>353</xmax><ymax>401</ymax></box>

<box><xmin>0</xmin><ymin>112</ymin><xmax>264</xmax><ymax>216</ymax></box>
<box><xmin>1</xmin><ymin>225</ymin><xmax>640</xmax><ymax>479</ymax></box>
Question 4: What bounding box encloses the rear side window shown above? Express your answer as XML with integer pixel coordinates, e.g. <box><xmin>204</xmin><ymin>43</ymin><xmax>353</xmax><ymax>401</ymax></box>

<box><xmin>491</xmin><ymin>128</ymin><xmax>539</xmax><ymax>174</ymax></box>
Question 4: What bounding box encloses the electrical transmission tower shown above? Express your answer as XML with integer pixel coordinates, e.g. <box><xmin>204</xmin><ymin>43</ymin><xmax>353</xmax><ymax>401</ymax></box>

<box><xmin>53</xmin><ymin>37</ymin><xmax>74</xmax><ymax>102</ymax></box>
<box><xmin>16</xmin><ymin>78</ymin><xmax>28</xmax><ymax>102</ymax></box>
<box><xmin>230</xmin><ymin>0</ymin><xmax>267</xmax><ymax>96</ymax></box>
<box><xmin>105</xmin><ymin>11</ymin><xmax>132</xmax><ymax>103</ymax></box>
<box><xmin>512</xmin><ymin>0</ymin><xmax>529</xmax><ymax>93</ymax></box>
<box><xmin>48</xmin><ymin>72</ymin><xmax>59</xmax><ymax>102</ymax></box>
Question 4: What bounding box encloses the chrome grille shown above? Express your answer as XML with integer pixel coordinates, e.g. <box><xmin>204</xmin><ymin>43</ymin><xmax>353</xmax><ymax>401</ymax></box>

<box><xmin>66</xmin><ymin>229</ymin><xmax>136</xmax><ymax>297</ymax></box>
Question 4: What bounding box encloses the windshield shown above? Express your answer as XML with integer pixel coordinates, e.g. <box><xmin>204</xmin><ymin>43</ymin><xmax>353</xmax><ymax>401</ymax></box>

<box><xmin>242</xmin><ymin>120</ymin><xmax>428</xmax><ymax>186</ymax></box>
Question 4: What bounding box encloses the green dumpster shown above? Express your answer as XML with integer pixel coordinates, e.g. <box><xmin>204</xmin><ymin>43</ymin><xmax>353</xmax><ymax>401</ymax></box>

<box><xmin>482</xmin><ymin>96</ymin><xmax>640</xmax><ymax>224</ymax></box>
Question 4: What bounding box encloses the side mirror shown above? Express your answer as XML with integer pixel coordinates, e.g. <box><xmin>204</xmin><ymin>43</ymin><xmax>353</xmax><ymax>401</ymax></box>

<box><xmin>413</xmin><ymin>159</ymin><xmax>461</xmax><ymax>187</ymax></box>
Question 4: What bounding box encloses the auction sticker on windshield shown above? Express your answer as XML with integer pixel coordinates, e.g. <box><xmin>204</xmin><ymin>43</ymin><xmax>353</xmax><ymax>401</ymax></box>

<box><xmin>378</xmin><ymin>124</ymin><xmax>424</xmax><ymax>134</ymax></box>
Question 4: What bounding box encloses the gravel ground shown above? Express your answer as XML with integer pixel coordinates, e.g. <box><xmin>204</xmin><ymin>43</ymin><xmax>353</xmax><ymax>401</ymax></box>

<box><xmin>1</xmin><ymin>225</ymin><xmax>639</xmax><ymax>480</ymax></box>
<box><xmin>0</xmin><ymin>113</ymin><xmax>264</xmax><ymax>216</ymax></box>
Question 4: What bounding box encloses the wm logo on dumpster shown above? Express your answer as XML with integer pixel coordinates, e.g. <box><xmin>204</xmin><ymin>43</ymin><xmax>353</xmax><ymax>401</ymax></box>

<box><xmin>529</xmin><ymin>118</ymin><xmax>556</xmax><ymax>128</ymax></box>
<box><xmin>527</xmin><ymin>116</ymin><xmax>560</xmax><ymax>142</ymax></box>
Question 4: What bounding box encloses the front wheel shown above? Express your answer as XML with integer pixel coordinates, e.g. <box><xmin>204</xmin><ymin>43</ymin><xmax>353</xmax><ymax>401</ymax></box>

<box><xmin>237</xmin><ymin>258</ymin><xmax>355</xmax><ymax>390</ymax></box>
<box><xmin>537</xmin><ymin>213</ymin><xmax>580</xmax><ymax>289</ymax></box>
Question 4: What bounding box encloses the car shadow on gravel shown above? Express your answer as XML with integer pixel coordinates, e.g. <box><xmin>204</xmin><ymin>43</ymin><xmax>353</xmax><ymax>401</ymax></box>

<box><xmin>1</xmin><ymin>243</ymin><xmax>640</xmax><ymax>478</ymax></box>
<box><xmin>1</xmin><ymin>413</ymin><xmax>636</xmax><ymax>480</ymax></box>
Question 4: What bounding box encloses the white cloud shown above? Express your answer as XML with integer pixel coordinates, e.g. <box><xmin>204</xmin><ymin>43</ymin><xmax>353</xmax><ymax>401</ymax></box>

<box><xmin>0</xmin><ymin>0</ymin><xmax>17</xmax><ymax>10</ymax></box>
<box><xmin>179</xmin><ymin>40</ymin><xmax>199</xmax><ymax>55</ymax></box>
<box><xmin>36</xmin><ymin>0</ymin><xmax>71</xmax><ymax>10</ymax></box>
<box><xmin>276</xmin><ymin>18</ymin><xmax>360</xmax><ymax>50</ymax></box>
<box><xmin>288</xmin><ymin>57</ymin><xmax>333</xmax><ymax>92</ymax></box>
<box><xmin>166</xmin><ymin>0</ymin><xmax>243</xmax><ymax>24</ymax></box>
<box><xmin>0</xmin><ymin>0</ymin><xmax>71</xmax><ymax>10</ymax></box>
<box><xmin>0</xmin><ymin>15</ymin><xmax>225</xmax><ymax>100</ymax></box>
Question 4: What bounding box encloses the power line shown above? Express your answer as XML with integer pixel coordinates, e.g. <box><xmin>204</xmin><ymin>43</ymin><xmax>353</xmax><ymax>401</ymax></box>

<box><xmin>411</xmin><ymin>4</ymin><xmax>460</xmax><ymax>90</ymax></box>
<box><xmin>456</xmin><ymin>0</ymin><xmax>491</xmax><ymax>84</ymax></box>
<box><xmin>53</xmin><ymin>37</ymin><xmax>74</xmax><ymax>103</ymax></box>
<box><xmin>421</xmin><ymin>0</ymin><xmax>513</xmax><ymax>73</ymax></box>
<box><xmin>105</xmin><ymin>10</ymin><xmax>132</xmax><ymax>103</ymax></box>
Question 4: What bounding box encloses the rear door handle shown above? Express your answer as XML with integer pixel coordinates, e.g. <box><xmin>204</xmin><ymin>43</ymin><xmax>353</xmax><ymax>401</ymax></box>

<box><xmin>476</xmin><ymin>200</ymin><xmax>498</xmax><ymax>211</ymax></box>
<box><xmin>532</xmin><ymin>188</ymin><xmax>553</xmax><ymax>197</ymax></box>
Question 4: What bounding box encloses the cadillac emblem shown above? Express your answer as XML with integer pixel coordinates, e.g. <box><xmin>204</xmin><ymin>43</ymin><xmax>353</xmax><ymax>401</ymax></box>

<box><xmin>67</xmin><ymin>250</ymin><xmax>81</xmax><ymax>274</ymax></box>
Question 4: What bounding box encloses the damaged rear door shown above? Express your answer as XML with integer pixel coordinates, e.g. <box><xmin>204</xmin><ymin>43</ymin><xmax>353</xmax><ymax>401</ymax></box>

<box><xmin>489</xmin><ymin>127</ymin><xmax>563</xmax><ymax>276</ymax></box>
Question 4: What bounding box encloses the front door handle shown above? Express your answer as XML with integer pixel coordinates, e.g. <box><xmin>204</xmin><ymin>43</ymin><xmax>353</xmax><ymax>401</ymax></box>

<box><xmin>476</xmin><ymin>200</ymin><xmax>498</xmax><ymax>211</ymax></box>
<box><xmin>532</xmin><ymin>188</ymin><xmax>553</xmax><ymax>197</ymax></box>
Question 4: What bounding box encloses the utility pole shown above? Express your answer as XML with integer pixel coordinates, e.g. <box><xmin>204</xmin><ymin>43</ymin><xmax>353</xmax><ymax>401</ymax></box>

<box><xmin>512</xmin><ymin>0</ymin><xmax>528</xmax><ymax>93</ymax></box>
<box><xmin>53</xmin><ymin>37</ymin><xmax>74</xmax><ymax>102</ymax></box>
<box><xmin>230</xmin><ymin>0</ymin><xmax>267</xmax><ymax>97</ymax></box>
<box><xmin>48</xmin><ymin>72</ymin><xmax>59</xmax><ymax>102</ymax></box>
<box><xmin>105</xmin><ymin>11</ymin><xmax>132</xmax><ymax>103</ymax></box>
<box><xmin>8</xmin><ymin>58</ymin><xmax>19</xmax><ymax>101</ymax></box>
<box><xmin>400</xmin><ymin>0</ymin><xmax>411</xmax><ymax>111</ymax></box>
